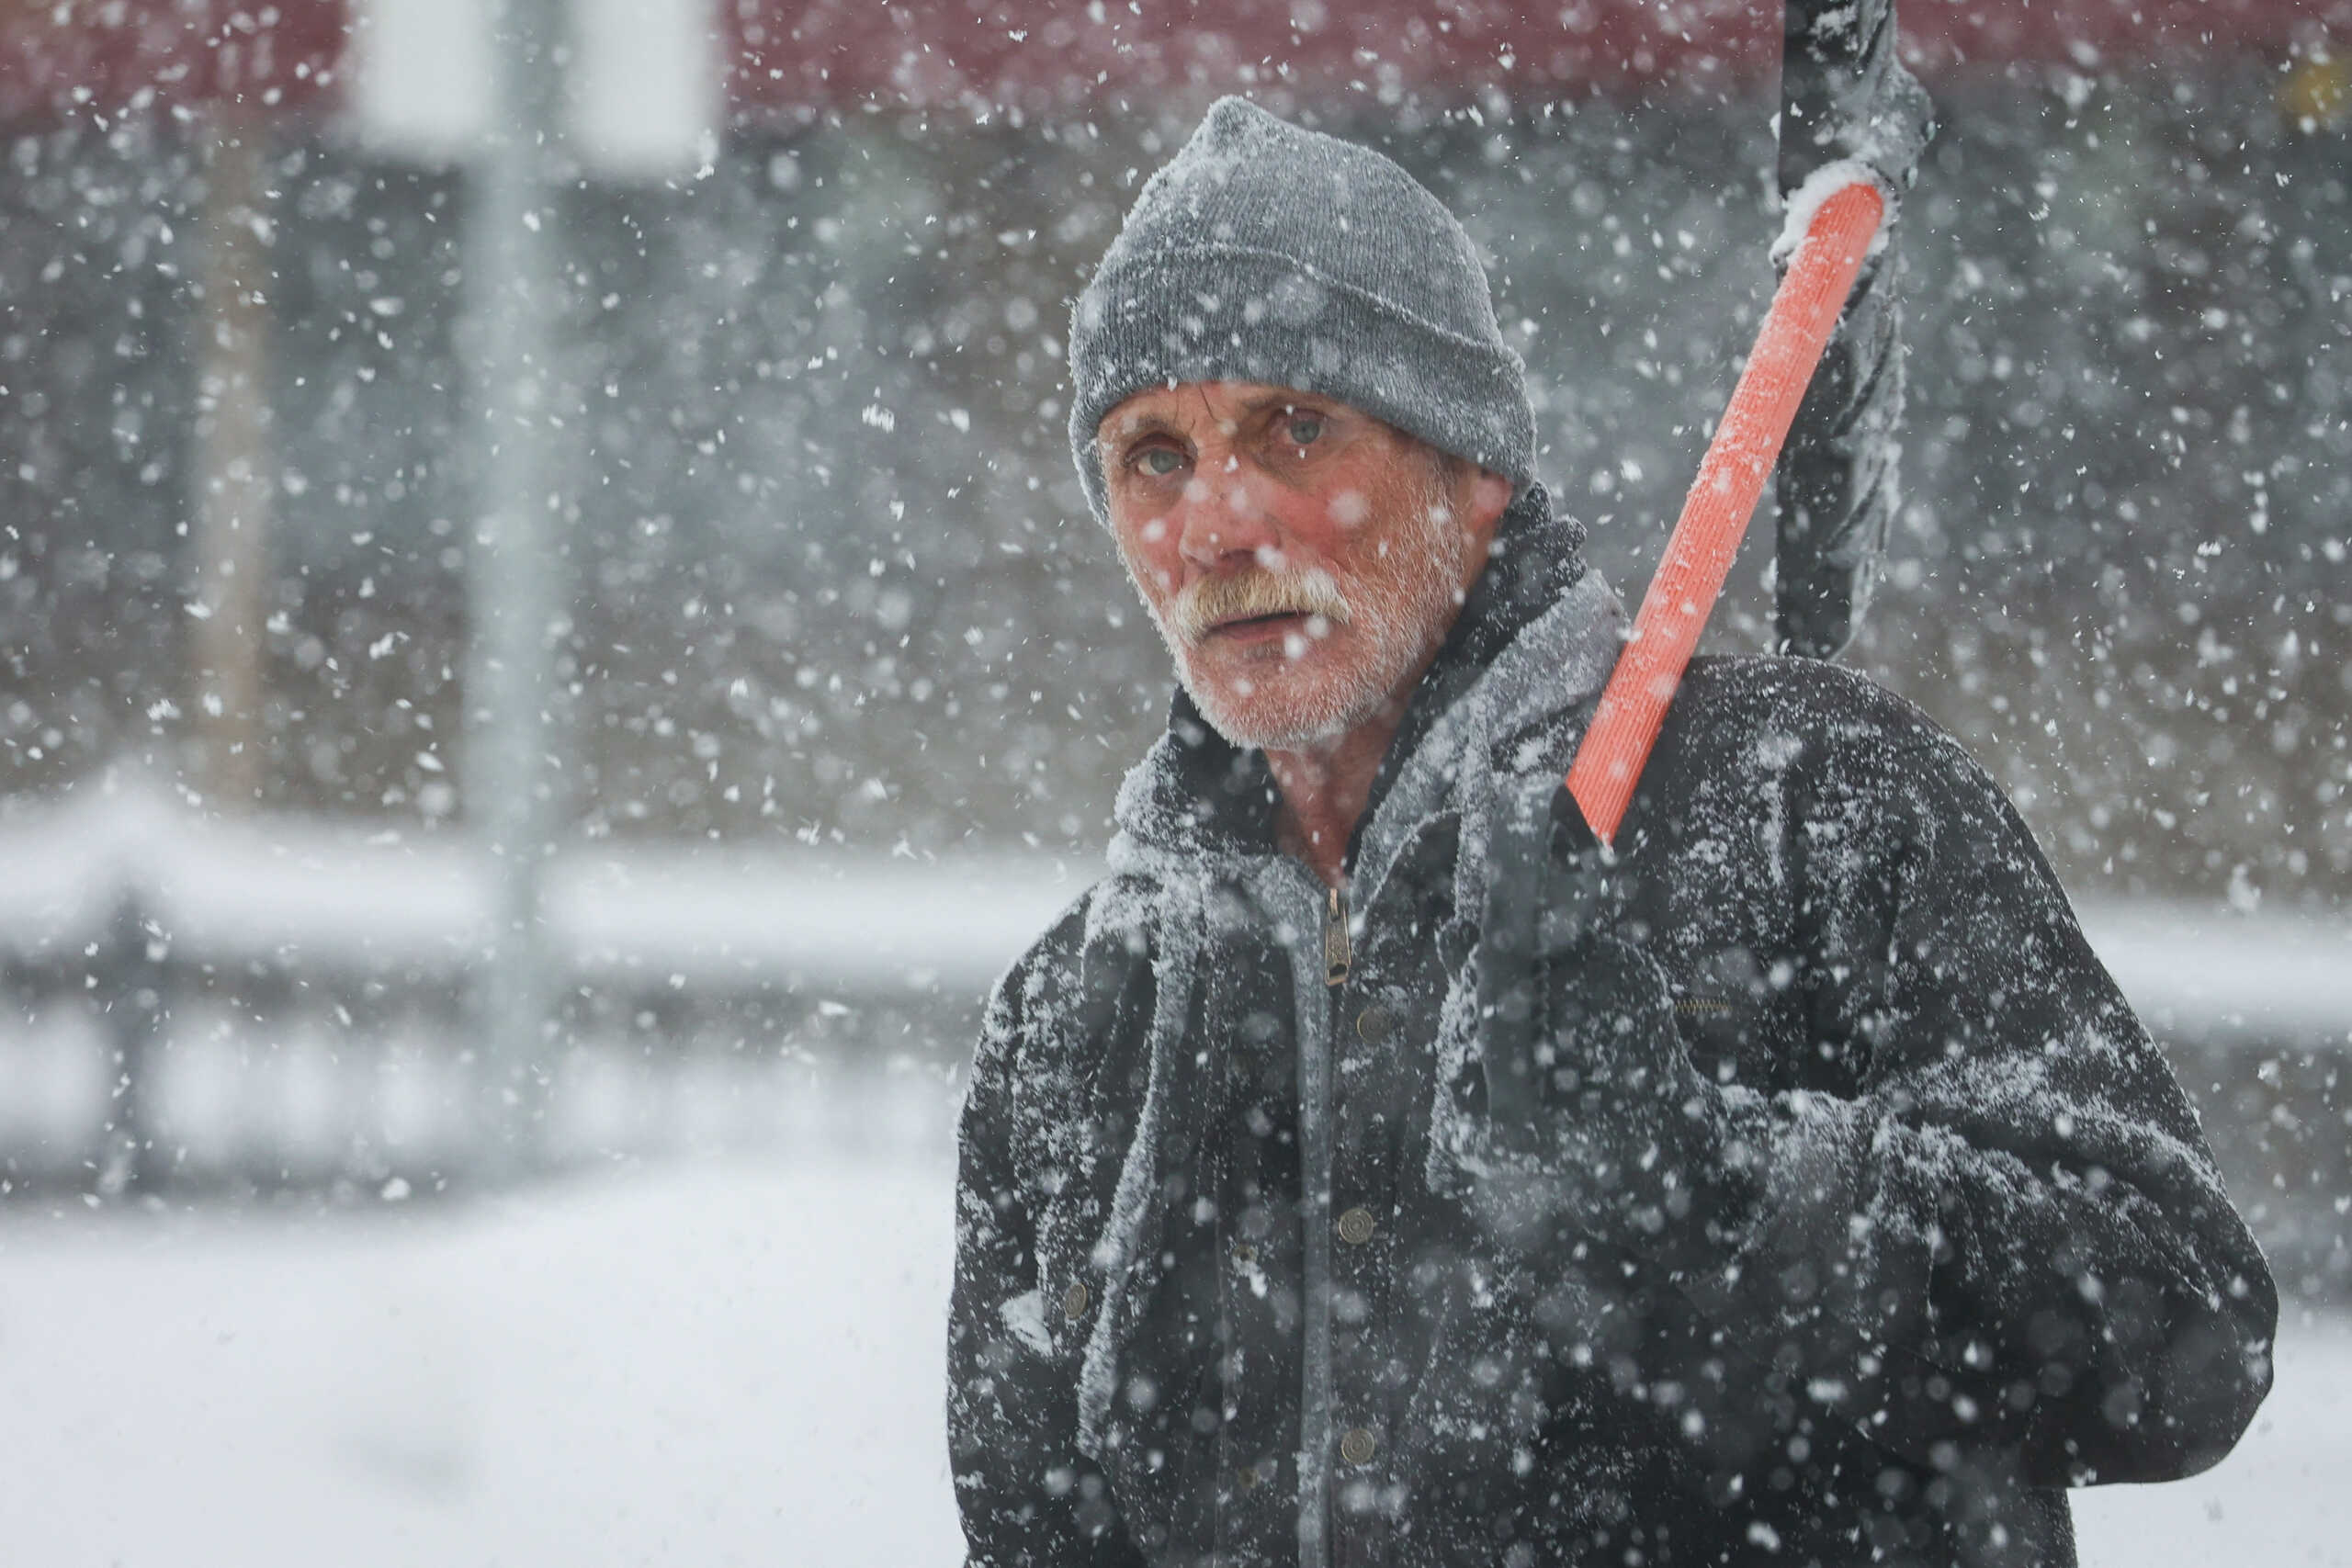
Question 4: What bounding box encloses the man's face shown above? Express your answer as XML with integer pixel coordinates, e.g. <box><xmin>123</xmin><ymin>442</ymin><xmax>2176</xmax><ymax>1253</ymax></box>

<box><xmin>1098</xmin><ymin>380</ymin><xmax>1505</xmax><ymax>752</ymax></box>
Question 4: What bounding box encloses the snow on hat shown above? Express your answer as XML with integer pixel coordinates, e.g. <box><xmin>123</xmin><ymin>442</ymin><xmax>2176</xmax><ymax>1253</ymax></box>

<box><xmin>1068</xmin><ymin>96</ymin><xmax>1541</xmax><ymax>529</ymax></box>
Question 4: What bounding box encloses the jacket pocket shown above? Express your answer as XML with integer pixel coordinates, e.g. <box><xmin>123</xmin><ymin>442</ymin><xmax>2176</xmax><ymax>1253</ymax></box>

<box><xmin>1668</xmin><ymin>992</ymin><xmax>1768</xmax><ymax>1089</ymax></box>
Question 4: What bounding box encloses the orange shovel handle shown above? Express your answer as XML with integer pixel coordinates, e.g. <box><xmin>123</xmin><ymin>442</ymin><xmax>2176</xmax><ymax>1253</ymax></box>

<box><xmin>1566</xmin><ymin>180</ymin><xmax>1887</xmax><ymax>846</ymax></box>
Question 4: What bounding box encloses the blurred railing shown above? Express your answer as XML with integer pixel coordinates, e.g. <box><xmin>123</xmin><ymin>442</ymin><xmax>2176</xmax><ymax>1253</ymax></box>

<box><xmin>0</xmin><ymin>786</ymin><xmax>2344</xmax><ymax>1296</ymax></box>
<box><xmin>0</xmin><ymin>786</ymin><xmax>1082</xmax><ymax>1196</ymax></box>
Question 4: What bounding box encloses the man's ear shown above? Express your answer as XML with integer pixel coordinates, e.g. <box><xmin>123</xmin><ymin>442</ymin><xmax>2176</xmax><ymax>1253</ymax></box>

<box><xmin>1463</xmin><ymin>466</ymin><xmax>1513</xmax><ymax>547</ymax></box>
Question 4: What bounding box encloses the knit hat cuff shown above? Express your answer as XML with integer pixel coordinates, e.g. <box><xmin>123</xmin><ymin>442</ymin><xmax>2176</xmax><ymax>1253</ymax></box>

<box><xmin>1069</xmin><ymin>246</ymin><xmax>1537</xmax><ymax>525</ymax></box>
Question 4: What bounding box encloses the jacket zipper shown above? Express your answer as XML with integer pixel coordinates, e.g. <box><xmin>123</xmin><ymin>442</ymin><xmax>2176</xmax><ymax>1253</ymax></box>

<box><xmin>1324</xmin><ymin>884</ymin><xmax>1352</xmax><ymax>987</ymax></box>
<box><xmin>1296</xmin><ymin>873</ymin><xmax>1346</xmax><ymax>1568</ymax></box>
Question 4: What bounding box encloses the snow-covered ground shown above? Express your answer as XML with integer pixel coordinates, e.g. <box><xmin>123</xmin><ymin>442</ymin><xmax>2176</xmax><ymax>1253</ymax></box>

<box><xmin>1</xmin><ymin>1155</ymin><xmax>2344</xmax><ymax>1567</ymax></box>
<box><xmin>0</xmin><ymin>1156</ymin><xmax>964</xmax><ymax>1566</ymax></box>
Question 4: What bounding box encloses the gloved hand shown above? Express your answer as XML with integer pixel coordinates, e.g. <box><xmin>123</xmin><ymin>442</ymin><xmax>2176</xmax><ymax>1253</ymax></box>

<box><xmin>1466</xmin><ymin>783</ymin><xmax>1760</xmax><ymax>1257</ymax></box>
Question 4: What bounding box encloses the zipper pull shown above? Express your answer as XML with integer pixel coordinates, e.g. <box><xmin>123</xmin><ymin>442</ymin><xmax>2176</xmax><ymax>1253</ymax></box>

<box><xmin>1324</xmin><ymin>884</ymin><xmax>1352</xmax><ymax>987</ymax></box>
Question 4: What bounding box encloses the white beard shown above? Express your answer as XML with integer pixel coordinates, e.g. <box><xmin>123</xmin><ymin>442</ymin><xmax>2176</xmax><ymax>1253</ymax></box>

<box><xmin>1143</xmin><ymin>467</ymin><xmax>1469</xmax><ymax>753</ymax></box>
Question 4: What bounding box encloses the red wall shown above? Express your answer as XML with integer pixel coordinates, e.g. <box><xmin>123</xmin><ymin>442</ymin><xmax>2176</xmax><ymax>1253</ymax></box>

<box><xmin>723</xmin><ymin>0</ymin><xmax>2339</xmax><ymax>119</ymax></box>
<box><xmin>3</xmin><ymin>0</ymin><xmax>2337</xmax><ymax>128</ymax></box>
<box><xmin>0</xmin><ymin>1</ymin><xmax>345</xmax><ymax>125</ymax></box>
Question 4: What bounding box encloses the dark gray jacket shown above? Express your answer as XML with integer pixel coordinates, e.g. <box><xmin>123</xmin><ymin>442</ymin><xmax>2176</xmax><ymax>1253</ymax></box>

<box><xmin>947</xmin><ymin>535</ymin><xmax>2275</xmax><ymax>1568</ymax></box>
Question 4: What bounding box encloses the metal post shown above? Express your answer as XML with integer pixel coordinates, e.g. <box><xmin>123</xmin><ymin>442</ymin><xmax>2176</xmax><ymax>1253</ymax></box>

<box><xmin>463</xmin><ymin>0</ymin><xmax>571</xmax><ymax>1175</ymax></box>
<box><xmin>97</xmin><ymin>892</ymin><xmax>167</xmax><ymax>1197</ymax></box>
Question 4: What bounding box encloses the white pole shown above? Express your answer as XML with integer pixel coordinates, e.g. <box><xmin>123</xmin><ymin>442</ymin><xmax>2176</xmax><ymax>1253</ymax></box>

<box><xmin>462</xmin><ymin>0</ymin><xmax>570</xmax><ymax>1174</ymax></box>
<box><xmin>190</xmin><ymin>104</ymin><xmax>274</xmax><ymax>811</ymax></box>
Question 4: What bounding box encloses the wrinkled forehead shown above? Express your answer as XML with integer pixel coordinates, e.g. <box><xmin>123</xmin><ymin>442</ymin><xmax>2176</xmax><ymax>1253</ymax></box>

<box><xmin>1095</xmin><ymin>378</ymin><xmax>1366</xmax><ymax>446</ymax></box>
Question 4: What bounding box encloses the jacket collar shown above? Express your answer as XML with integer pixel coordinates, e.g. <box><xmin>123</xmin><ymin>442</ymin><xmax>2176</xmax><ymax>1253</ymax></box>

<box><xmin>1108</xmin><ymin>488</ymin><xmax>1625</xmax><ymax>887</ymax></box>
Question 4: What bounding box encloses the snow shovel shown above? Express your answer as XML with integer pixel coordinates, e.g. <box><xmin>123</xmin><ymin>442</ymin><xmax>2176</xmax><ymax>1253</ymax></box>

<box><xmin>1478</xmin><ymin>0</ymin><xmax>1932</xmax><ymax>1135</ymax></box>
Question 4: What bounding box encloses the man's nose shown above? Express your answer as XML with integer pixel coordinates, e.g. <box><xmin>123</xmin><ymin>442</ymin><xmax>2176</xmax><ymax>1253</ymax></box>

<box><xmin>1174</xmin><ymin>467</ymin><xmax>1280</xmax><ymax>571</ymax></box>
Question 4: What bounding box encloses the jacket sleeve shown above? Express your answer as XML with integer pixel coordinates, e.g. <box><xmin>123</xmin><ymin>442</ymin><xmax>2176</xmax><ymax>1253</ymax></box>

<box><xmin>1666</xmin><ymin>694</ymin><xmax>2277</xmax><ymax>1489</ymax></box>
<box><xmin>947</xmin><ymin>919</ymin><xmax>1148</xmax><ymax>1568</ymax></box>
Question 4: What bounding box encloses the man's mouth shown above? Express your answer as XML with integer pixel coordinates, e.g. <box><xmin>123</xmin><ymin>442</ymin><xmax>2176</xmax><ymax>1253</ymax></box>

<box><xmin>1170</xmin><ymin>566</ymin><xmax>1351</xmax><ymax>646</ymax></box>
<box><xmin>1208</xmin><ymin>609</ymin><xmax>1319</xmax><ymax>642</ymax></box>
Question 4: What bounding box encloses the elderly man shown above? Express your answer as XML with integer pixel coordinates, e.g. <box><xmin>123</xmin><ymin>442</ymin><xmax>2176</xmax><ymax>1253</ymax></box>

<box><xmin>948</xmin><ymin>97</ymin><xmax>2274</xmax><ymax>1568</ymax></box>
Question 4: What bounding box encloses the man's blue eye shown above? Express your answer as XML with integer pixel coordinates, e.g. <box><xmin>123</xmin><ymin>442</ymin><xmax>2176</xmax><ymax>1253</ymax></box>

<box><xmin>1285</xmin><ymin>415</ymin><xmax>1324</xmax><ymax>446</ymax></box>
<box><xmin>1138</xmin><ymin>448</ymin><xmax>1184</xmax><ymax>476</ymax></box>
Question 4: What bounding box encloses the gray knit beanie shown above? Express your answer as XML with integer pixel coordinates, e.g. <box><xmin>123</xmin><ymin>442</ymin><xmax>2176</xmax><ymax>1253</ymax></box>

<box><xmin>1069</xmin><ymin>96</ymin><xmax>1541</xmax><ymax>528</ymax></box>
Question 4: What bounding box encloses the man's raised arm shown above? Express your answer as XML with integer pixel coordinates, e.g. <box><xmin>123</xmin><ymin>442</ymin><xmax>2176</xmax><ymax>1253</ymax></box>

<box><xmin>1472</xmin><ymin>666</ymin><xmax>2277</xmax><ymax>1492</ymax></box>
<box><xmin>1685</xmin><ymin>691</ymin><xmax>2278</xmax><ymax>1484</ymax></box>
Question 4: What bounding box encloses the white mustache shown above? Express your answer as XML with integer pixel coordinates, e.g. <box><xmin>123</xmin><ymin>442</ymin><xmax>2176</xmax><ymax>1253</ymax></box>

<box><xmin>1170</xmin><ymin>566</ymin><xmax>1351</xmax><ymax>645</ymax></box>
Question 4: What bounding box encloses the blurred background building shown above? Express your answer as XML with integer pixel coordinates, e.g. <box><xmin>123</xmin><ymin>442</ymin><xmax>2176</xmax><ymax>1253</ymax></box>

<box><xmin>1</xmin><ymin>4</ymin><xmax>2347</xmax><ymax>1561</ymax></box>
